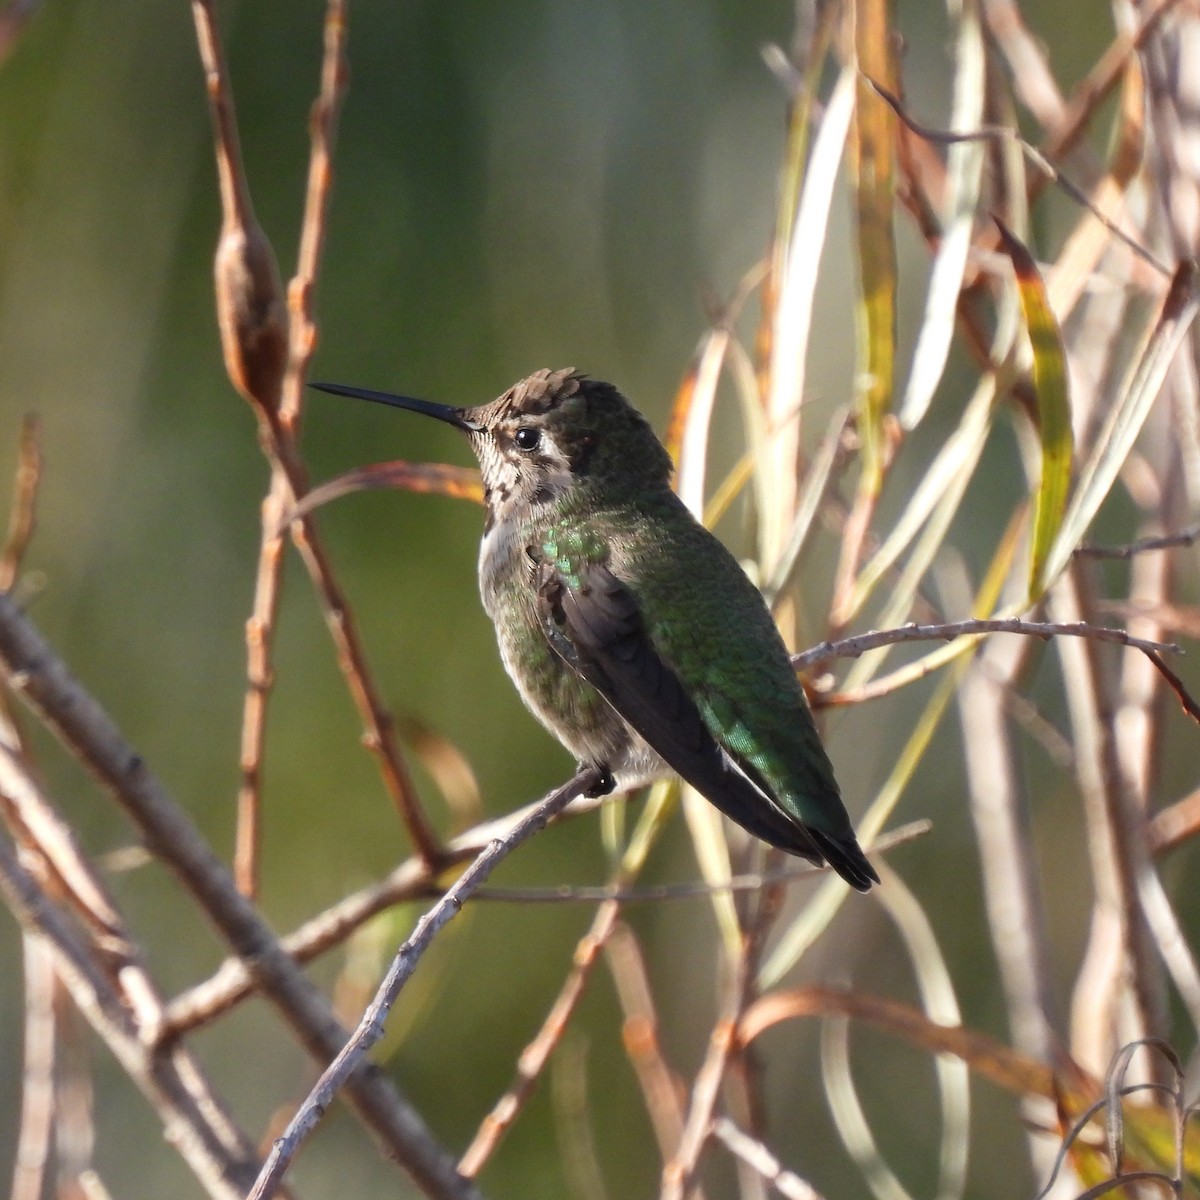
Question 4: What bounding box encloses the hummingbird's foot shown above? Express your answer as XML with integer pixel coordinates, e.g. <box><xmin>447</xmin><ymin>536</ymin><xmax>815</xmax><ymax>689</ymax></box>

<box><xmin>581</xmin><ymin>762</ymin><xmax>616</xmax><ymax>798</ymax></box>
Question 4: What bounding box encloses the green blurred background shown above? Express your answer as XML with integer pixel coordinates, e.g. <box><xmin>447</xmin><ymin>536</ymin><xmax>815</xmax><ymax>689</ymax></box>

<box><xmin>3</xmin><ymin>2</ymin><xmax>1186</xmax><ymax>1198</ymax></box>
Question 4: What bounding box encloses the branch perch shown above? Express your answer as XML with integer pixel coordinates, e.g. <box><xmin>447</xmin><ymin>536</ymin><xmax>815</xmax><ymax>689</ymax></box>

<box><xmin>248</xmin><ymin>763</ymin><xmax>602</xmax><ymax>1200</ymax></box>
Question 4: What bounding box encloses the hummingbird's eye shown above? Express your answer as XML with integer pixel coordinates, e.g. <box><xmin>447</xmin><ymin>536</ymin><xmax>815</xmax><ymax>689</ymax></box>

<box><xmin>514</xmin><ymin>427</ymin><xmax>541</xmax><ymax>451</ymax></box>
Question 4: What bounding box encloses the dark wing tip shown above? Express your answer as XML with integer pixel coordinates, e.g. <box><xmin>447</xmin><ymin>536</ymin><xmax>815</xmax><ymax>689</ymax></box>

<box><xmin>807</xmin><ymin>828</ymin><xmax>880</xmax><ymax>892</ymax></box>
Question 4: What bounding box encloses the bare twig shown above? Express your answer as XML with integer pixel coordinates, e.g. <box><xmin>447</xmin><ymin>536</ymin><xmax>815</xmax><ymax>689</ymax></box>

<box><xmin>1051</xmin><ymin>571</ymin><xmax>1167</xmax><ymax>1078</ymax></box>
<box><xmin>192</xmin><ymin>0</ymin><xmax>292</xmax><ymax>897</ymax></box>
<box><xmin>459</xmin><ymin>896</ymin><xmax>622</xmax><ymax>1178</ymax></box>
<box><xmin>792</xmin><ymin>617</ymin><xmax>1180</xmax><ymax>672</ymax></box>
<box><xmin>955</xmin><ymin>629</ymin><xmax>1060</xmax><ymax>1181</ymax></box>
<box><xmin>191</xmin><ymin>0</ymin><xmax>288</xmax><ymax>414</ymax></box>
<box><xmin>0</xmin><ymin>590</ymin><xmax>478</xmax><ymax>1199</ymax></box>
<box><xmin>10</xmin><ymin>935</ymin><xmax>55</xmax><ymax>1200</ymax></box>
<box><xmin>192</xmin><ymin>0</ymin><xmax>442</xmax><ymax>884</ymax></box>
<box><xmin>232</xmin><ymin>0</ymin><xmax>351</xmax><ymax>897</ymax></box>
<box><xmin>1076</xmin><ymin>523</ymin><xmax>1200</xmax><ymax>559</ymax></box>
<box><xmin>248</xmin><ymin>764</ymin><xmax>601</xmax><ymax>1200</ymax></box>
<box><xmin>0</xmin><ymin>820</ymin><xmax>261</xmax><ymax>1199</ymax></box>
<box><xmin>1148</xmin><ymin>786</ymin><xmax>1200</xmax><ymax>855</ymax></box>
<box><xmin>160</xmin><ymin>789</ymin><xmax>611</xmax><ymax>1038</ymax></box>
<box><xmin>164</xmin><ymin>818</ymin><xmax>929</xmax><ymax>1040</ymax></box>
<box><xmin>1038</xmin><ymin>0</ymin><xmax>1187</xmax><ymax>168</ymax></box>
<box><xmin>0</xmin><ymin>413</ymin><xmax>41</xmax><ymax>591</ymax></box>
<box><xmin>867</xmin><ymin>77</ymin><xmax>1173</xmax><ymax>279</ymax></box>
<box><xmin>709</xmin><ymin>1118</ymin><xmax>821</xmax><ymax>1200</ymax></box>
<box><xmin>605</xmin><ymin>924</ymin><xmax>690</xmax><ymax>1172</ymax></box>
<box><xmin>662</xmin><ymin>945</ymin><xmax>758</xmax><ymax>1200</ymax></box>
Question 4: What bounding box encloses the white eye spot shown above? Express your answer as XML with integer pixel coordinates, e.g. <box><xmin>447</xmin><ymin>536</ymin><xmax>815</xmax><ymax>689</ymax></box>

<box><xmin>514</xmin><ymin>427</ymin><xmax>541</xmax><ymax>451</ymax></box>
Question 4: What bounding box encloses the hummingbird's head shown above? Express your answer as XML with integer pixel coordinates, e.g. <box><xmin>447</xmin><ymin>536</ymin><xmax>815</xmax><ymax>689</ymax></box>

<box><xmin>310</xmin><ymin>368</ymin><xmax>673</xmax><ymax>527</ymax></box>
<box><xmin>462</xmin><ymin>369</ymin><xmax>673</xmax><ymax>522</ymax></box>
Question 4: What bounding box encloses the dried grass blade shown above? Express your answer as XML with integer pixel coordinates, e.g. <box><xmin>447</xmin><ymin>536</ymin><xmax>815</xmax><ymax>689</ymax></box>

<box><xmin>681</xmin><ymin>787</ymin><xmax>740</xmax><ymax>957</ymax></box>
<box><xmin>848</xmin><ymin>0</ymin><xmax>898</xmax><ymax>495</ymax></box>
<box><xmin>670</xmin><ymin>327</ymin><xmax>730</xmax><ymax>517</ymax></box>
<box><xmin>840</xmin><ymin>272</ymin><xmax>1022</xmax><ymax>629</ymax></box>
<box><xmin>899</xmin><ymin>0</ymin><xmax>986</xmax><ymax>431</ymax></box>
<box><xmin>764</xmin><ymin>67</ymin><xmax>856</xmax><ymax>555</ymax></box>
<box><xmin>875</xmin><ymin>864</ymin><xmax>969</xmax><ymax>1200</ymax></box>
<box><xmin>1044</xmin><ymin>262</ymin><xmax>1200</xmax><ymax>584</ymax></box>
<box><xmin>760</xmin><ymin>665</ymin><xmax>958</xmax><ymax>987</ymax></box>
<box><xmin>764</xmin><ymin>406</ymin><xmax>851</xmax><ymax>607</ymax></box>
<box><xmin>821</xmin><ymin>1014</ymin><xmax>913</xmax><ymax>1200</ymax></box>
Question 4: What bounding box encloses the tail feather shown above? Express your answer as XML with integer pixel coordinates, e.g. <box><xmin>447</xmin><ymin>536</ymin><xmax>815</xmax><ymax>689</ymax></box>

<box><xmin>806</xmin><ymin>827</ymin><xmax>879</xmax><ymax>892</ymax></box>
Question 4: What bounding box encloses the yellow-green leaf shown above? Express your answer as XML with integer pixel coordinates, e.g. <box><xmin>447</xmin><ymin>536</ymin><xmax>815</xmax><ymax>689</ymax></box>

<box><xmin>849</xmin><ymin>0</ymin><xmax>898</xmax><ymax>494</ymax></box>
<box><xmin>995</xmin><ymin>219</ymin><xmax>1072</xmax><ymax>600</ymax></box>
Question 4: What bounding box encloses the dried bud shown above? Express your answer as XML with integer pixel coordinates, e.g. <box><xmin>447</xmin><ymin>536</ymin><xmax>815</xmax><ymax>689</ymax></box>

<box><xmin>214</xmin><ymin>215</ymin><xmax>288</xmax><ymax>411</ymax></box>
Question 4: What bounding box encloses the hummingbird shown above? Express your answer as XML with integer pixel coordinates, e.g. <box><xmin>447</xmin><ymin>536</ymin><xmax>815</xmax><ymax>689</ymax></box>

<box><xmin>311</xmin><ymin>369</ymin><xmax>878</xmax><ymax>891</ymax></box>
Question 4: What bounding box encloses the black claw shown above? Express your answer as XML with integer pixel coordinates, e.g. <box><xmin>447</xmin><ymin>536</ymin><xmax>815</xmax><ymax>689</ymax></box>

<box><xmin>583</xmin><ymin>763</ymin><xmax>616</xmax><ymax>798</ymax></box>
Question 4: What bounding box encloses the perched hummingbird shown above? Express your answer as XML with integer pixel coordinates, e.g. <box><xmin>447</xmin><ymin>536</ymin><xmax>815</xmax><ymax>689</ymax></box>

<box><xmin>311</xmin><ymin>369</ymin><xmax>878</xmax><ymax>891</ymax></box>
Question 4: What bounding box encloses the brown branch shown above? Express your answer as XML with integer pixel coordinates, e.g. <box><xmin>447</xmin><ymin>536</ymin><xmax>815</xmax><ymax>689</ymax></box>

<box><xmin>0</xmin><ymin>590</ymin><xmax>479</xmax><ymax>1200</ymax></box>
<box><xmin>866</xmin><ymin>77</ymin><xmax>1173</xmax><ymax>280</ymax></box>
<box><xmin>192</xmin><ymin>0</ymin><xmax>290</xmax><ymax>898</ymax></box>
<box><xmin>709</xmin><ymin>1118</ymin><xmax>821</xmax><ymax>1200</ymax></box>
<box><xmin>160</xmin><ymin>788</ymin><xmax>611</xmax><ymax>1038</ymax></box>
<box><xmin>1</xmin><ymin>413</ymin><xmax>41</xmax><ymax>592</ymax></box>
<box><xmin>1051</xmin><ymin>571</ymin><xmax>1167</xmax><ymax>1078</ymax></box>
<box><xmin>10</xmin><ymin>935</ymin><xmax>55</xmax><ymax>1200</ymax></box>
<box><xmin>1148</xmin><ymin>786</ymin><xmax>1200</xmax><ymax>856</ymax></box>
<box><xmin>660</xmin><ymin>991</ymin><xmax>742</xmax><ymax>1200</ymax></box>
<box><xmin>0</xmin><ymin>707</ymin><xmax>281</xmax><ymax>1198</ymax></box>
<box><xmin>232</xmin><ymin>0</ymin><xmax>350</xmax><ymax>896</ymax></box>
<box><xmin>605</xmin><ymin>924</ymin><xmax>692</xmax><ymax>1177</ymax></box>
<box><xmin>279</xmin><ymin>0</ymin><xmax>346</xmax><ymax>430</ymax></box>
<box><xmin>0</xmin><ymin>820</ymin><xmax>262</xmax><ymax>1199</ymax></box>
<box><xmin>191</xmin><ymin>0</ymin><xmax>288</xmax><ymax>415</ymax></box>
<box><xmin>192</xmin><ymin>0</ymin><xmax>442</xmax><ymax>887</ymax></box>
<box><xmin>793</xmin><ymin>617</ymin><xmax>1181</xmax><ymax>670</ymax></box>
<box><xmin>1036</xmin><ymin>0</ymin><xmax>1186</xmax><ymax>168</ymax></box>
<box><xmin>248</xmin><ymin>764</ymin><xmax>601</xmax><ymax>1200</ymax></box>
<box><xmin>1077</xmin><ymin>523</ymin><xmax>1200</xmax><ymax>559</ymax></box>
<box><xmin>459</xmin><ymin>896</ymin><xmax>622</xmax><ymax>1178</ymax></box>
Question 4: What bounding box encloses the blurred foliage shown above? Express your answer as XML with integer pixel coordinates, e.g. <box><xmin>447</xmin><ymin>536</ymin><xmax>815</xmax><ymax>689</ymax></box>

<box><xmin>2</xmin><ymin>2</ymin><xmax>1198</xmax><ymax>1200</ymax></box>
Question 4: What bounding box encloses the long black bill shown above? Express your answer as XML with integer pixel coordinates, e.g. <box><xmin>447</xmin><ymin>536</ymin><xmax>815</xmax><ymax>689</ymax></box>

<box><xmin>309</xmin><ymin>381</ymin><xmax>481</xmax><ymax>433</ymax></box>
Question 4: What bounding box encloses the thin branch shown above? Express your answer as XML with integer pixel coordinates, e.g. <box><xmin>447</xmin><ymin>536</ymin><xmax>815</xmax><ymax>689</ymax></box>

<box><xmin>0</xmin><ymin>713</ymin><xmax>286</xmax><ymax>1198</ymax></box>
<box><xmin>709</xmin><ymin>1118</ymin><xmax>821</xmax><ymax>1200</ymax></box>
<box><xmin>0</xmin><ymin>820</ymin><xmax>261</xmax><ymax>1199</ymax></box>
<box><xmin>459</xmin><ymin>895</ymin><xmax>621</xmax><ymax>1178</ymax></box>
<box><xmin>1052</xmin><ymin>571</ymin><xmax>1167</xmax><ymax>1078</ymax></box>
<box><xmin>605</xmin><ymin>924</ymin><xmax>692</xmax><ymax>1175</ymax></box>
<box><xmin>1076</xmin><ymin>523</ymin><xmax>1200</xmax><ymax>559</ymax></box>
<box><xmin>279</xmin><ymin>0</ymin><xmax>347</xmax><ymax>430</ymax></box>
<box><xmin>191</xmin><ymin>0</ymin><xmax>288</xmax><ymax>414</ymax></box>
<box><xmin>866</xmin><ymin>77</ymin><xmax>1173</xmax><ymax>280</ymax></box>
<box><xmin>159</xmin><ymin>788</ymin><xmax>610</xmax><ymax>1038</ymax></box>
<box><xmin>468</xmin><ymin>824</ymin><xmax>928</xmax><ymax>903</ymax></box>
<box><xmin>1036</xmin><ymin>0</ymin><xmax>1187</xmax><ymax>168</ymax></box>
<box><xmin>192</xmin><ymin>0</ymin><xmax>442</xmax><ymax>881</ymax></box>
<box><xmin>233</xmin><ymin>0</ymin><xmax>350</xmax><ymax>897</ymax></box>
<box><xmin>248</xmin><ymin>764</ymin><xmax>601</xmax><ymax>1200</ymax></box>
<box><xmin>662</xmin><ymin>945</ymin><xmax>758</xmax><ymax>1200</ymax></box>
<box><xmin>1</xmin><ymin>413</ymin><xmax>41</xmax><ymax>591</ymax></box>
<box><xmin>10</xmin><ymin>934</ymin><xmax>55</xmax><ymax>1200</ymax></box>
<box><xmin>1148</xmin><ymin>786</ymin><xmax>1200</xmax><ymax>855</ymax></box>
<box><xmin>0</xmin><ymin>590</ymin><xmax>479</xmax><ymax>1200</ymax></box>
<box><xmin>795</xmin><ymin>616</ymin><xmax>1200</xmax><ymax>727</ymax></box>
<box><xmin>792</xmin><ymin>617</ymin><xmax>1180</xmax><ymax>672</ymax></box>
